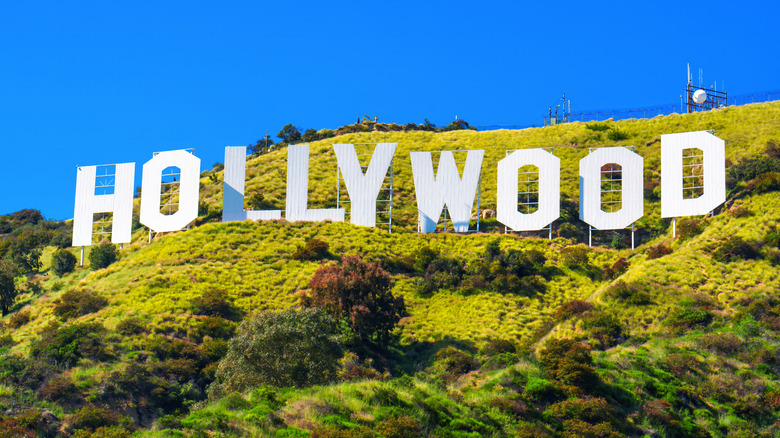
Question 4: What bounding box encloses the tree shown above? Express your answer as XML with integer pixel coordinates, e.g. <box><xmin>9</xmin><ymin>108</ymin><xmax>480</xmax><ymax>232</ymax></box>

<box><xmin>277</xmin><ymin>124</ymin><xmax>302</xmax><ymax>144</ymax></box>
<box><xmin>303</xmin><ymin>255</ymin><xmax>406</xmax><ymax>345</ymax></box>
<box><xmin>301</xmin><ymin>128</ymin><xmax>320</xmax><ymax>142</ymax></box>
<box><xmin>249</xmin><ymin>135</ymin><xmax>274</xmax><ymax>154</ymax></box>
<box><xmin>210</xmin><ymin>308</ymin><xmax>343</xmax><ymax>393</ymax></box>
<box><xmin>89</xmin><ymin>243</ymin><xmax>117</xmax><ymax>270</ymax></box>
<box><xmin>51</xmin><ymin>250</ymin><xmax>78</xmax><ymax>276</ymax></box>
<box><xmin>0</xmin><ymin>260</ymin><xmax>18</xmax><ymax>316</ymax></box>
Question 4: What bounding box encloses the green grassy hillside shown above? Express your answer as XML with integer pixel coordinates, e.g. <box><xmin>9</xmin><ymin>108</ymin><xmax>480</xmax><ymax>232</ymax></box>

<box><xmin>2</xmin><ymin>102</ymin><xmax>780</xmax><ymax>437</ymax></box>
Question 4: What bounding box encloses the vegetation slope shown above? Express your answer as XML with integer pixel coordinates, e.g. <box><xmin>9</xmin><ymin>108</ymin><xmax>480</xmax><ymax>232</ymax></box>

<box><xmin>0</xmin><ymin>101</ymin><xmax>779</xmax><ymax>437</ymax></box>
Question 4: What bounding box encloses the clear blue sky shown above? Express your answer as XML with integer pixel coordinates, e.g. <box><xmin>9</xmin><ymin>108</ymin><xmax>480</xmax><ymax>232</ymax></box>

<box><xmin>1</xmin><ymin>1</ymin><xmax>778</xmax><ymax>220</ymax></box>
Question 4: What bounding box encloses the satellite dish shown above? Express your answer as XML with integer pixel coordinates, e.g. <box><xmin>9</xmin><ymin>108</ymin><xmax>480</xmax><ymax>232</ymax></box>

<box><xmin>693</xmin><ymin>89</ymin><xmax>707</xmax><ymax>104</ymax></box>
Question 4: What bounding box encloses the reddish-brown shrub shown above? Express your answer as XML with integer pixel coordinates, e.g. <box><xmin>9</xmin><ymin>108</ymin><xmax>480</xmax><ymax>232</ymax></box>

<box><xmin>646</xmin><ymin>243</ymin><xmax>672</xmax><ymax>260</ymax></box>
<box><xmin>556</xmin><ymin>300</ymin><xmax>594</xmax><ymax>320</ymax></box>
<box><xmin>303</xmin><ymin>255</ymin><xmax>405</xmax><ymax>344</ymax></box>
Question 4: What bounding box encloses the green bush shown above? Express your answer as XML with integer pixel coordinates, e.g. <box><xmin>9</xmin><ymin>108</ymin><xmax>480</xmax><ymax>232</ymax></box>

<box><xmin>605</xmin><ymin>281</ymin><xmax>652</xmax><ymax>305</ymax></box>
<box><xmin>52</xmin><ymin>289</ymin><xmax>108</xmax><ymax>320</ymax></box>
<box><xmin>433</xmin><ymin>347</ymin><xmax>477</xmax><ymax>378</ymax></box>
<box><xmin>713</xmin><ymin>236</ymin><xmax>761</xmax><ymax>262</ymax></box>
<box><xmin>665</xmin><ymin>307</ymin><xmax>714</xmax><ymax>332</ymax></box>
<box><xmin>88</xmin><ymin>243</ymin><xmax>117</xmax><ymax>270</ymax></box>
<box><xmin>538</xmin><ymin>338</ymin><xmax>599</xmax><ymax>393</ymax></box>
<box><xmin>210</xmin><ymin>308</ymin><xmax>343</xmax><ymax>394</ymax></box>
<box><xmin>51</xmin><ymin>249</ymin><xmax>77</xmax><ymax>276</ymax></box>
<box><xmin>190</xmin><ymin>290</ymin><xmax>243</xmax><ymax>321</ymax></box>
<box><xmin>375</xmin><ymin>416</ymin><xmax>421</xmax><ymax>438</ymax></box>
<box><xmin>675</xmin><ymin>217</ymin><xmax>703</xmax><ymax>240</ymax></box>
<box><xmin>560</xmin><ymin>246</ymin><xmax>589</xmax><ymax>269</ymax></box>
<box><xmin>582</xmin><ymin>312</ymin><xmax>624</xmax><ymax>349</ymax></box>
<box><xmin>291</xmin><ymin>238</ymin><xmax>331</xmax><ymax>261</ymax></box>
<box><xmin>31</xmin><ymin>322</ymin><xmax>107</xmax><ymax>367</ymax></box>
<box><xmin>115</xmin><ymin>317</ymin><xmax>146</xmax><ymax>335</ymax></box>
<box><xmin>606</xmin><ymin>128</ymin><xmax>628</xmax><ymax>141</ymax></box>
<box><xmin>66</xmin><ymin>406</ymin><xmax>132</xmax><ymax>434</ymax></box>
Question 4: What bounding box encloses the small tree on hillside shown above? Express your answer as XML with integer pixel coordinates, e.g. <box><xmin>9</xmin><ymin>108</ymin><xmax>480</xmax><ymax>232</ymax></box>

<box><xmin>0</xmin><ymin>260</ymin><xmax>18</xmax><ymax>316</ymax></box>
<box><xmin>89</xmin><ymin>242</ymin><xmax>117</xmax><ymax>270</ymax></box>
<box><xmin>210</xmin><ymin>308</ymin><xmax>343</xmax><ymax>394</ymax></box>
<box><xmin>277</xmin><ymin>124</ymin><xmax>302</xmax><ymax>145</ymax></box>
<box><xmin>303</xmin><ymin>255</ymin><xmax>406</xmax><ymax>345</ymax></box>
<box><xmin>52</xmin><ymin>249</ymin><xmax>78</xmax><ymax>276</ymax></box>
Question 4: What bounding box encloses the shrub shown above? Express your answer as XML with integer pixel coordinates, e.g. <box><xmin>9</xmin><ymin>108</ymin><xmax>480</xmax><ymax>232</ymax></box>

<box><xmin>699</xmin><ymin>332</ymin><xmax>744</xmax><ymax>355</ymax></box>
<box><xmin>52</xmin><ymin>289</ymin><xmax>108</xmax><ymax>320</ymax></box>
<box><xmin>582</xmin><ymin>312</ymin><xmax>624</xmax><ymax>349</ymax></box>
<box><xmin>190</xmin><ymin>290</ymin><xmax>243</xmax><ymax>321</ymax></box>
<box><xmin>676</xmin><ymin>217</ymin><xmax>703</xmax><ymax>240</ymax></box>
<box><xmin>747</xmin><ymin>171</ymin><xmax>780</xmax><ymax>193</ymax></box>
<box><xmin>665</xmin><ymin>307</ymin><xmax>713</xmax><ymax>332</ymax></box>
<box><xmin>31</xmin><ymin>322</ymin><xmax>107</xmax><ymax>367</ymax></box>
<box><xmin>67</xmin><ymin>406</ymin><xmax>131</xmax><ymax>435</ymax></box>
<box><xmin>606</xmin><ymin>128</ymin><xmax>628</xmax><ymax>141</ymax></box>
<box><xmin>433</xmin><ymin>347</ymin><xmax>477</xmax><ymax>379</ymax></box>
<box><xmin>8</xmin><ymin>309</ymin><xmax>31</xmax><ymax>328</ymax></box>
<box><xmin>603</xmin><ymin>258</ymin><xmax>629</xmax><ymax>279</ymax></box>
<box><xmin>375</xmin><ymin>416</ymin><xmax>421</xmax><ymax>438</ymax></box>
<box><xmin>115</xmin><ymin>317</ymin><xmax>146</xmax><ymax>335</ymax></box>
<box><xmin>210</xmin><ymin>308</ymin><xmax>343</xmax><ymax>393</ymax></box>
<box><xmin>556</xmin><ymin>300</ymin><xmax>594</xmax><ymax>320</ymax></box>
<box><xmin>0</xmin><ymin>260</ymin><xmax>19</xmax><ymax>316</ymax></box>
<box><xmin>728</xmin><ymin>204</ymin><xmax>752</xmax><ymax>217</ymax></box>
<box><xmin>539</xmin><ymin>338</ymin><xmax>599</xmax><ymax>392</ymax></box>
<box><xmin>609</xmin><ymin>234</ymin><xmax>626</xmax><ymax>250</ymax></box>
<box><xmin>195</xmin><ymin>316</ymin><xmax>236</xmax><ymax>340</ymax></box>
<box><xmin>646</xmin><ymin>243</ymin><xmax>672</xmax><ymax>260</ymax></box>
<box><xmin>51</xmin><ymin>250</ymin><xmax>77</xmax><ymax>276</ymax></box>
<box><xmin>304</xmin><ymin>255</ymin><xmax>406</xmax><ymax>344</ymax></box>
<box><xmin>524</xmin><ymin>377</ymin><xmax>562</xmax><ymax>402</ymax></box>
<box><xmin>605</xmin><ymin>281</ymin><xmax>652</xmax><ymax>305</ymax></box>
<box><xmin>412</xmin><ymin>246</ymin><xmax>439</xmax><ymax>272</ymax></box>
<box><xmin>291</xmin><ymin>238</ymin><xmax>331</xmax><ymax>261</ymax></box>
<box><xmin>545</xmin><ymin>396</ymin><xmax>616</xmax><ymax>425</ymax></box>
<box><xmin>88</xmin><ymin>243</ymin><xmax>117</xmax><ymax>270</ymax></box>
<box><xmin>247</xmin><ymin>193</ymin><xmax>278</xmax><ymax>210</ymax></box>
<box><xmin>560</xmin><ymin>246</ymin><xmax>589</xmax><ymax>268</ymax></box>
<box><xmin>713</xmin><ymin>236</ymin><xmax>761</xmax><ymax>262</ymax></box>
<box><xmin>727</xmin><ymin>155</ymin><xmax>780</xmax><ymax>184</ymax></box>
<box><xmin>72</xmin><ymin>427</ymin><xmax>133</xmax><ymax>438</ymax></box>
<box><xmin>38</xmin><ymin>375</ymin><xmax>78</xmax><ymax>402</ymax></box>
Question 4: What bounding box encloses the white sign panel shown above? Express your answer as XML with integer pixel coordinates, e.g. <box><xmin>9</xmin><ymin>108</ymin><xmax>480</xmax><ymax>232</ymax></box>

<box><xmin>579</xmin><ymin>147</ymin><xmax>643</xmax><ymax>230</ymax></box>
<box><xmin>72</xmin><ymin>163</ymin><xmax>135</xmax><ymax>246</ymax></box>
<box><xmin>140</xmin><ymin>150</ymin><xmax>201</xmax><ymax>232</ymax></box>
<box><xmin>222</xmin><ymin>146</ymin><xmax>282</xmax><ymax>222</ymax></box>
<box><xmin>661</xmin><ymin>131</ymin><xmax>726</xmax><ymax>218</ymax></box>
<box><xmin>410</xmin><ymin>150</ymin><xmax>484</xmax><ymax>233</ymax></box>
<box><xmin>285</xmin><ymin>145</ymin><xmax>345</xmax><ymax>222</ymax></box>
<box><xmin>333</xmin><ymin>143</ymin><xmax>396</xmax><ymax>227</ymax></box>
<box><xmin>497</xmin><ymin>148</ymin><xmax>560</xmax><ymax>231</ymax></box>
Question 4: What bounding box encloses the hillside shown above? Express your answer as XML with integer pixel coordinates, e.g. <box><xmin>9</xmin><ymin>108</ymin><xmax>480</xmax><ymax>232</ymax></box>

<box><xmin>1</xmin><ymin>102</ymin><xmax>779</xmax><ymax>437</ymax></box>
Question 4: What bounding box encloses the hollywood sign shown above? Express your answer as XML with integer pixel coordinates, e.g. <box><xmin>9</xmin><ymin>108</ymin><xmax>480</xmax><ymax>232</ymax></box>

<box><xmin>71</xmin><ymin>130</ymin><xmax>725</xmax><ymax>247</ymax></box>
